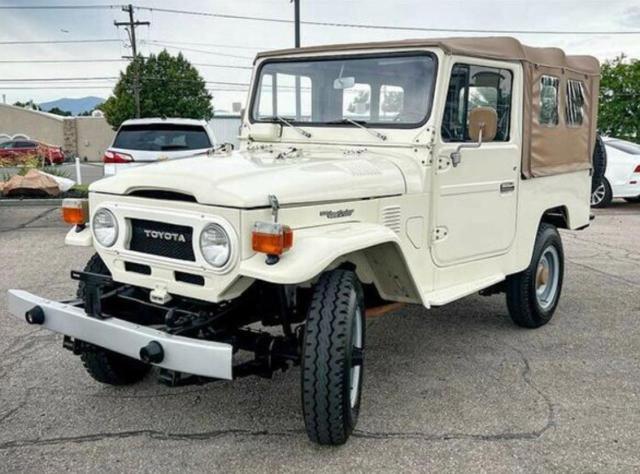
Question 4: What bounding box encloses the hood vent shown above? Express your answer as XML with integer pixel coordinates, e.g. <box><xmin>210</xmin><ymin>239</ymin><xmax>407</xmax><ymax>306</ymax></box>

<box><xmin>128</xmin><ymin>190</ymin><xmax>197</xmax><ymax>203</ymax></box>
<box><xmin>381</xmin><ymin>205</ymin><xmax>401</xmax><ymax>234</ymax></box>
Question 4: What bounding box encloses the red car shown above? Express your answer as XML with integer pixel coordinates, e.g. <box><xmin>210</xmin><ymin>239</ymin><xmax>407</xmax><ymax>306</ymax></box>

<box><xmin>0</xmin><ymin>139</ymin><xmax>65</xmax><ymax>165</ymax></box>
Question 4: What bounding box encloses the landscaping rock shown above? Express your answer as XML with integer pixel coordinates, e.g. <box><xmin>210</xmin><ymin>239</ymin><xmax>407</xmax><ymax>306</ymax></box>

<box><xmin>2</xmin><ymin>169</ymin><xmax>61</xmax><ymax>197</ymax></box>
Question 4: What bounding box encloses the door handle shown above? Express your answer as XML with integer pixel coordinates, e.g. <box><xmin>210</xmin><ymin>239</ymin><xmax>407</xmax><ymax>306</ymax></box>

<box><xmin>500</xmin><ymin>182</ymin><xmax>515</xmax><ymax>193</ymax></box>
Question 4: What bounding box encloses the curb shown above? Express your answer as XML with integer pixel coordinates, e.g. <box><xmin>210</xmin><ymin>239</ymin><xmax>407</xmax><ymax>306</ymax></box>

<box><xmin>0</xmin><ymin>199</ymin><xmax>62</xmax><ymax>207</ymax></box>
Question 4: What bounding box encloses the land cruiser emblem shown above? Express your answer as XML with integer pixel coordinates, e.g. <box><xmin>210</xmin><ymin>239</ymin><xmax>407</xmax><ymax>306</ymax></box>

<box><xmin>319</xmin><ymin>209</ymin><xmax>354</xmax><ymax>219</ymax></box>
<box><xmin>143</xmin><ymin>229</ymin><xmax>187</xmax><ymax>243</ymax></box>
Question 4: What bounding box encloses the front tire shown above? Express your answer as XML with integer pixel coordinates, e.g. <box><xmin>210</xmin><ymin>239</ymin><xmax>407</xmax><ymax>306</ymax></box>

<box><xmin>77</xmin><ymin>254</ymin><xmax>150</xmax><ymax>385</ymax></box>
<box><xmin>506</xmin><ymin>224</ymin><xmax>564</xmax><ymax>328</ymax></box>
<box><xmin>301</xmin><ymin>270</ymin><xmax>365</xmax><ymax>445</ymax></box>
<box><xmin>80</xmin><ymin>345</ymin><xmax>150</xmax><ymax>385</ymax></box>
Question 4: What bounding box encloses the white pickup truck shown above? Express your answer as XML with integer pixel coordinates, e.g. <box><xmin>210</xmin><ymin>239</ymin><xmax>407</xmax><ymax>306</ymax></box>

<box><xmin>8</xmin><ymin>37</ymin><xmax>600</xmax><ymax>445</ymax></box>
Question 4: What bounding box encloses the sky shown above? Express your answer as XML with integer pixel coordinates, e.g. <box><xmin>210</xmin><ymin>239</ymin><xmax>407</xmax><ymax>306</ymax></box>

<box><xmin>1</xmin><ymin>0</ymin><xmax>639</xmax><ymax>113</ymax></box>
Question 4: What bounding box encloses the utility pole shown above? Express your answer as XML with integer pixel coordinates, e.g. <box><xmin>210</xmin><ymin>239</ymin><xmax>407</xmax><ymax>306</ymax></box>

<box><xmin>293</xmin><ymin>0</ymin><xmax>300</xmax><ymax>48</ymax></box>
<box><xmin>114</xmin><ymin>4</ymin><xmax>149</xmax><ymax>118</ymax></box>
<box><xmin>292</xmin><ymin>0</ymin><xmax>301</xmax><ymax>119</ymax></box>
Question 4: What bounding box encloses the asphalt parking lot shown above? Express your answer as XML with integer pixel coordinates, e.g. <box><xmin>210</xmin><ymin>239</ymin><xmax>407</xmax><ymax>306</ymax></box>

<box><xmin>1</xmin><ymin>202</ymin><xmax>639</xmax><ymax>472</ymax></box>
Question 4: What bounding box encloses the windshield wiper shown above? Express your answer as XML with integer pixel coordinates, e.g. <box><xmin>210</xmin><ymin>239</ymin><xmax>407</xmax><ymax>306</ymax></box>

<box><xmin>271</xmin><ymin>115</ymin><xmax>312</xmax><ymax>139</ymax></box>
<box><xmin>327</xmin><ymin>118</ymin><xmax>387</xmax><ymax>141</ymax></box>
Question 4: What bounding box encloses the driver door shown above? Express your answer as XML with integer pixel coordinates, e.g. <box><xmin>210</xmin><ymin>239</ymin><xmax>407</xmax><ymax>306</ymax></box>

<box><xmin>431</xmin><ymin>60</ymin><xmax>520</xmax><ymax>267</ymax></box>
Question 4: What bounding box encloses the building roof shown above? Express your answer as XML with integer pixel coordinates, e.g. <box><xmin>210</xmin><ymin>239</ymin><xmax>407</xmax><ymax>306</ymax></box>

<box><xmin>255</xmin><ymin>36</ymin><xmax>599</xmax><ymax>75</ymax></box>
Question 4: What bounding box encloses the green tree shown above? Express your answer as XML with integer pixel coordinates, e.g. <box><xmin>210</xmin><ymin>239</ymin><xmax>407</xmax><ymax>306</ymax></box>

<box><xmin>47</xmin><ymin>107</ymin><xmax>72</xmax><ymax>117</ymax></box>
<box><xmin>101</xmin><ymin>50</ymin><xmax>213</xmax><ymax>129</ymax></box>
<box><xmin>13</xmin><ymin>100</ymin><xmax>40</xmax><ymax>111</ymax></box>
<box><xmin>599</xmin><ymin>55</ymin><xmax>640</xmax><ymax>142</ymax></box>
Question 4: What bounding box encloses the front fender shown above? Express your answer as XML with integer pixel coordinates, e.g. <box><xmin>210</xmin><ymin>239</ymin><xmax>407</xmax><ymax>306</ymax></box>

<box><xmin>238</xmin><ymin>222</ymin><xmax>401</xmax><ymax>285</ymax></box>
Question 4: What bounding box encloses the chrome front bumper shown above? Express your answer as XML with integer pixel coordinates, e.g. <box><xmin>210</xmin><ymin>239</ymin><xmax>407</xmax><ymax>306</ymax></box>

<box><xmin>7</xmin><ymin>289</ymin><xmax>233</xmax><ymax>380</ymax></box>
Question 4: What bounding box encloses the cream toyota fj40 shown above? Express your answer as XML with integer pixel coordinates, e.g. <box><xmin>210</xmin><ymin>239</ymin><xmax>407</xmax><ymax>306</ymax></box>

<box><xmin>8</xmin><ymin>37</ymin><xmax>600</xmax><ymax>445</ymax></box>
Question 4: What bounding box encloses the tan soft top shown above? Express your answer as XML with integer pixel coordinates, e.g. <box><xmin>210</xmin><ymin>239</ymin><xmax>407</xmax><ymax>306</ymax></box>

<box><xmin>255</xmin><ymin>36</ymin><xmax>599</xmax><ymax>76</ymax></box>
<box><xmin>256</xmin><ymin>36</ymin><xmax>600</xmax><ymax>179</ymax></box>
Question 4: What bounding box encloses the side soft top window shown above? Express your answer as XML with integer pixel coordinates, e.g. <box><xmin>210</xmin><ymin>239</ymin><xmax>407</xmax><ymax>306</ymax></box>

<box><xmin>565</xmin><ymin>79</ymin><xmax>585</xmax><ymax>127</ymax></box>
<box><xmin>539</xmin><ymin>75</ymin><xmax>560</xmax><ymax>126</ymax></box>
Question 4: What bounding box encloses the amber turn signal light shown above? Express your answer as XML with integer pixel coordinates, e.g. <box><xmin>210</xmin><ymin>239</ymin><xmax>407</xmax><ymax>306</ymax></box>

<box><xmin>252</xmin><ymin>221</ymin><xmax>293</xmax><ymax>256</ymax></box>
<box><xmin>61</xmin><ymin>198</ymin><xmax>89</xmax><ymax>225</ymax></box>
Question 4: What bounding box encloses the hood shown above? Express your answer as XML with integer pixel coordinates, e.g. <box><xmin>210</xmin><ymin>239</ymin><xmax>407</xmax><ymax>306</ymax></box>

<box><xmin>90</xmin><ymin>149</ymin><xmax>407</xmax><ymax>208</ymax></box>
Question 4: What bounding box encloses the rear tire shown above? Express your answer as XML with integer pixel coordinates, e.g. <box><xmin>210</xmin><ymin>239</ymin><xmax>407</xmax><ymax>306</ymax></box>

<box><xmin>591</xmin><ymin>134</ymin><xmax>607</xmax><ymax>193</ymax></box>
<box><xmin>77</xmin><ymin>253</ymin><xmax>150</xmax><ymax>385</ymax></box>
<box><xmin>301</xmin><ymin>270</ymin><xmax>365</xmax><ymax>445</ymax></box>
<box><xmin>506</xmin><ymin>223</ymin><xmax>564</xmax><ymax>328</ymax></box>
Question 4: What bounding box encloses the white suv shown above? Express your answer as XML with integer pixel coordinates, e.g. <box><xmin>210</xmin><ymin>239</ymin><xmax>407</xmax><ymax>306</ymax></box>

<box><xmin>103</xmin><ymin>118</ymin><xmax>216</xmax><ymax>176</ymax></box>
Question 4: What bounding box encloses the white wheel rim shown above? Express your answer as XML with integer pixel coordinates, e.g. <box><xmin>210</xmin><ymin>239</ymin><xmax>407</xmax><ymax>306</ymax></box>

<box><xmin>535</xmin><ymin>246</ymin><xmax>560</xmax><ymax>310</ymax></box>
<box><xmin>591</xmin><ymin>183</ymin><xmax>605</xmax><ymax>205</ymax></box>
<box><xmin>349</xmin><ymin>309</ymin><xmax>363</xmax><ymax>409</ymax></box>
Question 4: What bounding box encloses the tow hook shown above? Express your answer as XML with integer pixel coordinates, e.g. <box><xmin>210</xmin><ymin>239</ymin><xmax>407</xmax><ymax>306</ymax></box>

<box><xmin>25</xmin><ymin>306</ymin><xmax>45</xmax><ymax>325</ymax></box>
<box><xmin>140</xmin><ymin>341</ymin><xmax>164</xmax><ymax>363</ymax></box>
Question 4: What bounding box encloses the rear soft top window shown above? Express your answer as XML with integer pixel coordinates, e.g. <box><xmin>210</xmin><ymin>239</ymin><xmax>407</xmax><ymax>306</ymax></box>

<box><xmin>113</xmin><ymin>123</ymin><xmax>211</xmax><ymax>151</ymax></box>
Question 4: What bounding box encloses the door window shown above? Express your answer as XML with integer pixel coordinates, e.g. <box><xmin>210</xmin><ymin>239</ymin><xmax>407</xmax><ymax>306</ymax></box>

<box><xmin>441</xmin><ymin>64</ymin><xmax>513</xmax><ymax>142</ymax></box>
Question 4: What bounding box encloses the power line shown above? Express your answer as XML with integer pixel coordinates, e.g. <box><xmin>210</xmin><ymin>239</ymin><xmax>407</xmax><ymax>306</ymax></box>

<box><xmin>0</xmin><ymin>39</ymin><xmax>122</xmax><ymax>45</ymax></box>
<box><xmin>0</xmin><ymin>58</ymin><xmax>251</xmax><ymax>69</ymax></box>
<box><xmin>135</xmin><ymin>6</ymin><xmax>640</xmax><ymax>35</ymax></box>
<box><xmin>192</xmin><ymin>63</ymin><xmax>252</xmax><ymax>70</ymax></box>
<box><xmin>0</xmin><ymin>4</ymin><xmax>124</xmax><ymax>9</ymax></box>
<box><xmin>0</xmin><ymin>57</ymin><xmax>251</xmax><ymax>71</ymax></box>
<box><xmin>0</xmin><ymin>58</ymin><xmax>127</xmax><ymax>64</ymax></box>
<box><xmin>145</xmin><ymin>41</ymin><xmax>253</xmax><ymax>59</ymax></box>
<box><xmin>0</xmin><ymin>76</ymin><xmax>118</xmax><ymax>82</ymax></box>
<box><xmin>146</xmin><ymin>39</ymin><xmax>264</xmax><ymax>51</ymax></box>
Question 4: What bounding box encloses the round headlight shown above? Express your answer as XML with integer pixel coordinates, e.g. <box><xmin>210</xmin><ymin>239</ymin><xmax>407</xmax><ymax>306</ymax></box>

<box><xmin>199</xmin><ymin>223</ymin><xmax>230</xmax><ymax>267</ymax></box>
<box><xmin>92</xmin><ymin>208</ymin><xmax>118</xmax><ymax>247</ymax></box>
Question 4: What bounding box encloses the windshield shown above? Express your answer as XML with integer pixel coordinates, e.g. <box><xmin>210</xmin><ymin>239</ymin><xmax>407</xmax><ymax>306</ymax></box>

<box><xmin>251</xmin><ymin>53</ymin><xmax>437</xmax><ymax>127</ymax></box>
<box><xmin>113</xmin><ymin>124</ymin><xmax>212</xmax><ymax>151</ymax></box>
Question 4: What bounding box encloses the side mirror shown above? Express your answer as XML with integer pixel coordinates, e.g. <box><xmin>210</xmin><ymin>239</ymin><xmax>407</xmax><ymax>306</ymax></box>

<box><xmin>468</xmin><ymin>107</ymin><xmax>498</xmax><ymax>142</ymax></box>
<box><xmin>333</xmin><ymin>76</ymin><xmax>355</xmax><ymax>90</ymax></box>
<box><xmin>450</xmin><ymin>107</ymin><xmax>498</xmax><ymax>167</ymax></box>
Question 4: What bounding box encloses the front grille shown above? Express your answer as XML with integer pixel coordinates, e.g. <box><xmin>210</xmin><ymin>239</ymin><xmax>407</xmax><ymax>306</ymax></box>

<box><xmin>129</xmin><ymin>219</ymin><xmax>196</xmax><ymax>261</ymax></box>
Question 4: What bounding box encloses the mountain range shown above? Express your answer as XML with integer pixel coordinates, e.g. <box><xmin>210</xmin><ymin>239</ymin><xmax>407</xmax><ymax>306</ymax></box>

<box><xmin>39</xmin><ymin>96</ymin><xmax>105</xmax><ymax>116</ymax></box>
